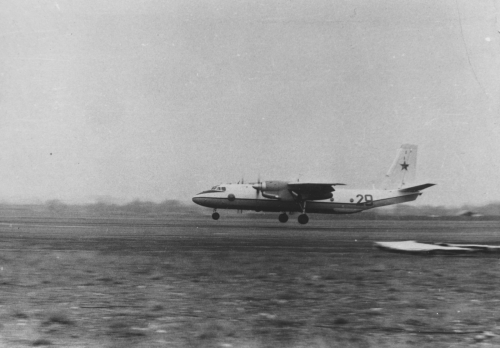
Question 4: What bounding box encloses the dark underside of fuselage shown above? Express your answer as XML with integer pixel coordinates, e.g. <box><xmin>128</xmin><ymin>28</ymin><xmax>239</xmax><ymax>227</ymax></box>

<box><xmin>195</xmin><ymin>198</ymin><xmax>379</xmax><ymax>214</ymax></box>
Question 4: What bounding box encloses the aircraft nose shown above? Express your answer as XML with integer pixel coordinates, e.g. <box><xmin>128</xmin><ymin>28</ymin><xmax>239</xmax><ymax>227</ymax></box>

<box><xmin>192</xmin><ymin>196</ymin><xmax>202</xmax><ymax>205</ymax></box>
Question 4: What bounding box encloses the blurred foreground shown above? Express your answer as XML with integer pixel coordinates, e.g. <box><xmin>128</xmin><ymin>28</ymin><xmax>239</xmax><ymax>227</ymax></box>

<box><xmin>0</xmin><ymin>216</ymin><xmax>500</xmax><ymax>347</ymax></box>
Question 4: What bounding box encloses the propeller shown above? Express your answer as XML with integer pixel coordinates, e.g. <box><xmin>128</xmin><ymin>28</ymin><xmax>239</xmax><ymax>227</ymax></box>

<box><xmin>252</xmin><ymin>177</ymin><xmax>280</xmax><ymax>200</ymax></box>
<box><xmin>252</xmin><ymin>174</ymin><xmax>262</xmax><ymax>198</ymax></box>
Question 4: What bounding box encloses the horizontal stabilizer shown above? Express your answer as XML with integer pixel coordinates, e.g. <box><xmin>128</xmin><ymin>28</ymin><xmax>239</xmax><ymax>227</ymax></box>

<box><xmin>398</xmin><ymin>183</ymin><xmax>435</xmax><ymax>192</ymax></box>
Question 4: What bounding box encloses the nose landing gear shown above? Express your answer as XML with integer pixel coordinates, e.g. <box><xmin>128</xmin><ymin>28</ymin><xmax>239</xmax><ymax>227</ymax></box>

<box><xmin>212</xmin><ymin>209</ymin><xmax>220</xmax><ymax>220</ymax></box>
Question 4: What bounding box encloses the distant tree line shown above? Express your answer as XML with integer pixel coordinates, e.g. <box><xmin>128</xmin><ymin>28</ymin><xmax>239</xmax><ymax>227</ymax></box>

<box><xmin>41</xmin><ymin>199</ymin><xmax>202</xmax><ymax>216</ymax></box>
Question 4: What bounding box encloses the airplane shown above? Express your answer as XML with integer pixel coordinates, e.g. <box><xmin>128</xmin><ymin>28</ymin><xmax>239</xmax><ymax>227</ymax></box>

<box><xmin>192</xmin><ymin>144</ymin><xmax>434</xmax><ymax>224</ymax></box>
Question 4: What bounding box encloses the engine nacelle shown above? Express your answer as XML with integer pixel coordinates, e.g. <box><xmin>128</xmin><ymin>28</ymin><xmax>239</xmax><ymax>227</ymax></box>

<box><xmin>252</xmin><ymin>180</ymin><xmax>288</xmax><ymax>191</ymax></box>
<box><xmin>261</xmin><ymin>192</ymin><xmax>281</xmax><ymax>200</ymax></box>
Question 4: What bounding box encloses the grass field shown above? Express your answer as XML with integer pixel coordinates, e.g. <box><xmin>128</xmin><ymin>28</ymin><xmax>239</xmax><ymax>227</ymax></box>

<box><xmin>1</xmin><ymin>215</ymin><xmax>500</xmax><ymax>347</ymax></box>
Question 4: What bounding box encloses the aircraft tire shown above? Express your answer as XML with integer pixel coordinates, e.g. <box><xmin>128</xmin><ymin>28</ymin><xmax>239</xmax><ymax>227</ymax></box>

<box><xmin>298</xmin><ymin>214</ymin><xmax>309</xmax><ymax>224</ymax></box>
<box><xmin>278</xmin><ymin>213</ymin><xmax>288</xmax><ymax>223</ymax></box>
<box><xmin>212</xmin><ymin>212</ymin><xmax>220</xmax><ymax>220</ymax></box>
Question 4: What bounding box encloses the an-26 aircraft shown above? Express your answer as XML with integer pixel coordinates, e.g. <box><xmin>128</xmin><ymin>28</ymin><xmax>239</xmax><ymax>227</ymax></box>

<box><xmin>192</xmin><ymin>144</ymin><xmax>434</xmax><ymax>224</ymax></box>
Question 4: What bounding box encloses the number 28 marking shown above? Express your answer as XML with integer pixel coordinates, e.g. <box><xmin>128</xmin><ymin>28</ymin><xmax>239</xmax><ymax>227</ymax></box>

<box><xmin>356</xmin><ymin>194</ymin><xmax>374</xmax><ymax>206</ymax></box>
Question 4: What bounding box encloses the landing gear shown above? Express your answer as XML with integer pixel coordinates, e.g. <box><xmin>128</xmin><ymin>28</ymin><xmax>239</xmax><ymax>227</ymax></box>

<box><xmin>296</xmin><ymin>200</ymin><xmax>309</xmax><ymax>224</ymax></box>
<box><xmin>298</xmin><ymin>214</ymin><xmax>309</xmax><ymax>224</ymax></box>
<box><xmin>278</xmin><ymin>213</ymin><xmax>288</xmax><ymax>223</ymax></box>
<box><xmin>212</xmin><ymin>211</ymin><xmax>220</xmax><ymax>220</ymax></box>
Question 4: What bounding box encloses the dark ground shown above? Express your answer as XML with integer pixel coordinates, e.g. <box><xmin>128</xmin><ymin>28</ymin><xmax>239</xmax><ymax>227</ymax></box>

<box><xmin>1</xmin><ymin>215</ymin><xmax>500</xmax><ymax>347</ymax></box>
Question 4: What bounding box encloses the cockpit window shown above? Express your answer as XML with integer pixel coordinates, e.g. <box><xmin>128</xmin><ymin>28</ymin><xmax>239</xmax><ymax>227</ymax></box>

<box><xmin>210</xmin><ymin>186</ymin><xmax>226</xmax><ymax>191</ymax></box>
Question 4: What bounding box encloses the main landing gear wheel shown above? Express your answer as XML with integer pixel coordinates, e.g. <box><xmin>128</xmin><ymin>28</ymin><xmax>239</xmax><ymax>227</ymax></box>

<box><xmin>212</xmin><ymin>212</ymin><xmax>220</xmax><ymax>220</ymax></box>
<box><xmin>298</xmin><ymin>214</ymin><xmax>309</xmax><ymax>225</ymax></box>
<box><xmin>278</xmin><ymin>213</ymin><xmax>289</xmax><ymax>223</ymax></box>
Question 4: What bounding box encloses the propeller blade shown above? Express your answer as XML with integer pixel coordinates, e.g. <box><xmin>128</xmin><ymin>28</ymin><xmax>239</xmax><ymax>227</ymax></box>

<box><xmin>253</xmin><ymin>174</ymin><xmax>262</xmax><ymax>198</ymax></box>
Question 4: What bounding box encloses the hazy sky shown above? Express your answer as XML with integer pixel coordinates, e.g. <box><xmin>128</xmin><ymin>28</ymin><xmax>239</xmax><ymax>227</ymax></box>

<box><xmin>1</xmin><ymin>0</ymin><xmax>499</xmax><ymax>206</ymax></box>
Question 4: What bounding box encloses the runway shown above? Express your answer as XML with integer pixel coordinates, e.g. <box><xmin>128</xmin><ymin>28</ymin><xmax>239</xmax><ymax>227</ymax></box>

<box><xmin>1</xmin><ymin>215</ymin><xmax>500</xmax><ymax>347</ymax></box>
<box><xmin>1</xmin><ymin>216</ymin><xmax>500</xmax><ymax>253</ymax></box>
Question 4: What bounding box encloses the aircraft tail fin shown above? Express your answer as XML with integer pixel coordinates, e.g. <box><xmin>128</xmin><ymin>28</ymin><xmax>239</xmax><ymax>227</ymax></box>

<box><xmin>381</xmin><ymin>144</ymin><xmax>418</xmax><ymax>190</ymax></box>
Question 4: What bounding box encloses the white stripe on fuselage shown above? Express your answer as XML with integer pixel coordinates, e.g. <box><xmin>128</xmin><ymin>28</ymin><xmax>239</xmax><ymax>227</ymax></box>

<box><xmin>192</xmin><ymin>184</ymin><xmax>419</xmax><ymax>214</ymax></box>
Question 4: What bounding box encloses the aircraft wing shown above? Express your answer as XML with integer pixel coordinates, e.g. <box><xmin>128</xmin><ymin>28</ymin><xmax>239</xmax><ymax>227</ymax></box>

<box><xmin>287</xmin><ymin>182</ymin><xmax>345</xmax><ymax>193</ymax></box>
<box><xmin>287</xmin><ymin>182</ymin><xmax>345</xmax><ymax>200</ymax></box>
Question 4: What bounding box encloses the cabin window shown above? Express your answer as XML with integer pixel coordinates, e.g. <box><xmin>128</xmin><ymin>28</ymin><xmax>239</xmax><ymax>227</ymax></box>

<box><xmin>221</xmin><ymin>187</ymin><xmax>226</xmax><ymax>191</ymax></box>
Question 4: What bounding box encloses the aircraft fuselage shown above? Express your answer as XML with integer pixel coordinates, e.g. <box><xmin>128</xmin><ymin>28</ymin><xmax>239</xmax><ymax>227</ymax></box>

<box><xmin>192</xmin><ymin>182</ymin><xmax>420</xmax><ymax>214</ymax></box>
<box><xmin>192</xmin><ymin>145</ymin><xmax>434</xmax><ymax>224</ymax></box>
